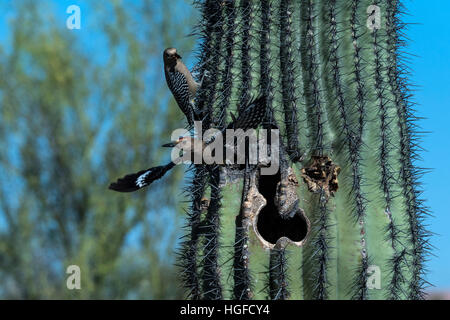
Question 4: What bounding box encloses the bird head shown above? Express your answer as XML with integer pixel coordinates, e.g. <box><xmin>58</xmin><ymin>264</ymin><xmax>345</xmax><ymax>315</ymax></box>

<box><xmin>163</xmin><ymin>48</ymin><xmax>182</xmax><ymax>66</ymax></box>
<box><xmin>162</xmin><ymin>136</ymin><xmax>190</xmax><ymax>148</ymax></box>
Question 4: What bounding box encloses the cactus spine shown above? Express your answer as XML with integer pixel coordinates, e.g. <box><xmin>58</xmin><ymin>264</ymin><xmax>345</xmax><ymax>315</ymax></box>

<box><xmin>177</xmin><ymin>0</ymin><xmax>429</xmax><ymax>300</ymax></box>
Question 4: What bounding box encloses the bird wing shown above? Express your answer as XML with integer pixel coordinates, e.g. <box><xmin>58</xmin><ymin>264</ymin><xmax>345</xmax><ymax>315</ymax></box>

<box><xmin>167</xmin><ymin>71</ymin><xmax>195</xmax><ymax>125</ymax></box>
<box><xmin>226</xmin><ymin>96</ymin><xmax>267</xmax><ymax>131</ymax></box>
<box><xmin>109</xmin><ymin>162</ymin><xmax>176</xmax><ymax>192</ymax></box>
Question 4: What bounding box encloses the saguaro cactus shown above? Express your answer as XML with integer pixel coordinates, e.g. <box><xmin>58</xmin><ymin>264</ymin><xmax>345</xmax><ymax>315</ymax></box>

<box><xmin>177</xmin><ymin>0</ymin><xmax>429</xmax><ymax>300</ymax></box>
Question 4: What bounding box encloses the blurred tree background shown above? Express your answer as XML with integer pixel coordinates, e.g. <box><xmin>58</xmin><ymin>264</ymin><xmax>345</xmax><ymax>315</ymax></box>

<box><xmin>0</xmin><ymin>0</ymin><xmax>196</xmax><ymax>299</ymax></box>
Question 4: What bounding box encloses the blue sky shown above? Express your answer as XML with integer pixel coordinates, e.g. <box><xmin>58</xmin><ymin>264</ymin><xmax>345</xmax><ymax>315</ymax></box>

<box><xmin>0</xmin><ymin>0</ymin><xmax>448</xmax><ymax>291</ymax></box>
<box><xmin>404</xmin><ymin>0</ymin><xmax>450</xmax><ymax>290</ymax></box>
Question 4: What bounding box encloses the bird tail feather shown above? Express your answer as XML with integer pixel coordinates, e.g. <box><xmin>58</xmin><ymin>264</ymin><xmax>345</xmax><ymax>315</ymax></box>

<box><xmin>109</xmin><ymin>162</ymin><xmax>176</xmax><ymax>192</ymax></box>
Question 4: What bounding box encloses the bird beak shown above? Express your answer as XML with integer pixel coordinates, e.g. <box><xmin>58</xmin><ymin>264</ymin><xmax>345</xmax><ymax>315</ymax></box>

<box><xmin>163</xmin><ymin>137</ymin><xmax>184</xmax><ymax>147</ymax></box>
<box><xmin>162</xmin><ymin>142</ymin><xmax>176</xmax><ymax>147</ymax></box>
<box><xmin>175</xmin><ymin>53</ymin><xmax>182</xmax><ymax>59</ymax></box>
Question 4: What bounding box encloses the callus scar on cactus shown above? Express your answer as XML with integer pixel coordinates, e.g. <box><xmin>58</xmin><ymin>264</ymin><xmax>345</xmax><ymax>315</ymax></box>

<box><xmin>301</xmin><ymin>156</ymin><xmax>341</xmax><ymax>198</ymax></box>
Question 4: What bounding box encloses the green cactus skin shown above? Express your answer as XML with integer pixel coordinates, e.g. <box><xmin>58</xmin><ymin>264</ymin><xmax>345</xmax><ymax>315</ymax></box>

<box><xmin>177</xmin><ymin>0</ymin><xmax>430</xmax><ymax>300</ymax></box>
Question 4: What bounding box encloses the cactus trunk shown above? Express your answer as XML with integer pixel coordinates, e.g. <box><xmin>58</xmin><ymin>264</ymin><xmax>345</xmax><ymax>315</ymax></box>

<box><xmin>177</xmin><ymin>0</ymin><xmax>429</xmax><ymax>300</ymax></box>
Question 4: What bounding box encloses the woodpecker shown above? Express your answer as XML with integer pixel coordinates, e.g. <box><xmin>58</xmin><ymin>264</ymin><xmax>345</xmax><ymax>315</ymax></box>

<box><xmin>109</xmin><ymin>96</ymin><xmax>267</xmax><ymax>193</ymax></box>
<box><xmin>109</xmin><ymin>135</ymin><xmax>207</xmax><ymax>192</ymax></box>
<box><xmin>164</xmin><ymin>48</ymin><xmax>202</xmax><ymax>126</ymax></box>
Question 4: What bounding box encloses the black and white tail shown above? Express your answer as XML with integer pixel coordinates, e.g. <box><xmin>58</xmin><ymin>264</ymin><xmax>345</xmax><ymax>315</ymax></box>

<box><xmin>109</xmin><ymin>162</ymin><xmax>176</xmax><ymax>192</ymax></box>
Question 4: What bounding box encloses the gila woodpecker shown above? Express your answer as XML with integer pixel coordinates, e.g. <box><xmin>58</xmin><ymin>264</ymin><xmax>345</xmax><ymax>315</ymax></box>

<box><xmin>163</xmin><ymin>48</ymin><xmax>201</xmax><ymax>126</ymax></box>
<box><xmin>109</xmin><ymin>135</ymin><xmax>202</xmax><ymax>193</ymax></box>
<box><xmin>108</xmin><ymin>96</ymin><xmax>268</xmax><ymax>193</ymax></box>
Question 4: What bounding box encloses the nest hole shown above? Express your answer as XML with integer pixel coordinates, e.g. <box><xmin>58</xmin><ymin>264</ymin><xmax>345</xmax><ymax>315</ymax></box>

<box><xmin>256</xmin><ymin>170</ymin><xmax>308</xmax><ymax>245</ymax></box>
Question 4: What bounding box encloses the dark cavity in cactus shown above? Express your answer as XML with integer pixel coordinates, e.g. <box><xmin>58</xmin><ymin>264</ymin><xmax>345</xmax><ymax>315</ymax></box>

<box><xmin>176</xmin><ymin>0</ymin><xmax>430</xmax><ymax>300</ymax></box>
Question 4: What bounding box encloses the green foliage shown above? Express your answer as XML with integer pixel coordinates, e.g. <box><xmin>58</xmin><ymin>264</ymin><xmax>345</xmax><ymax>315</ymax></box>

<box><xmin>0</xmin><ymin>0</ymin><xmax>195</xmax><ymax>299</ymax></box>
